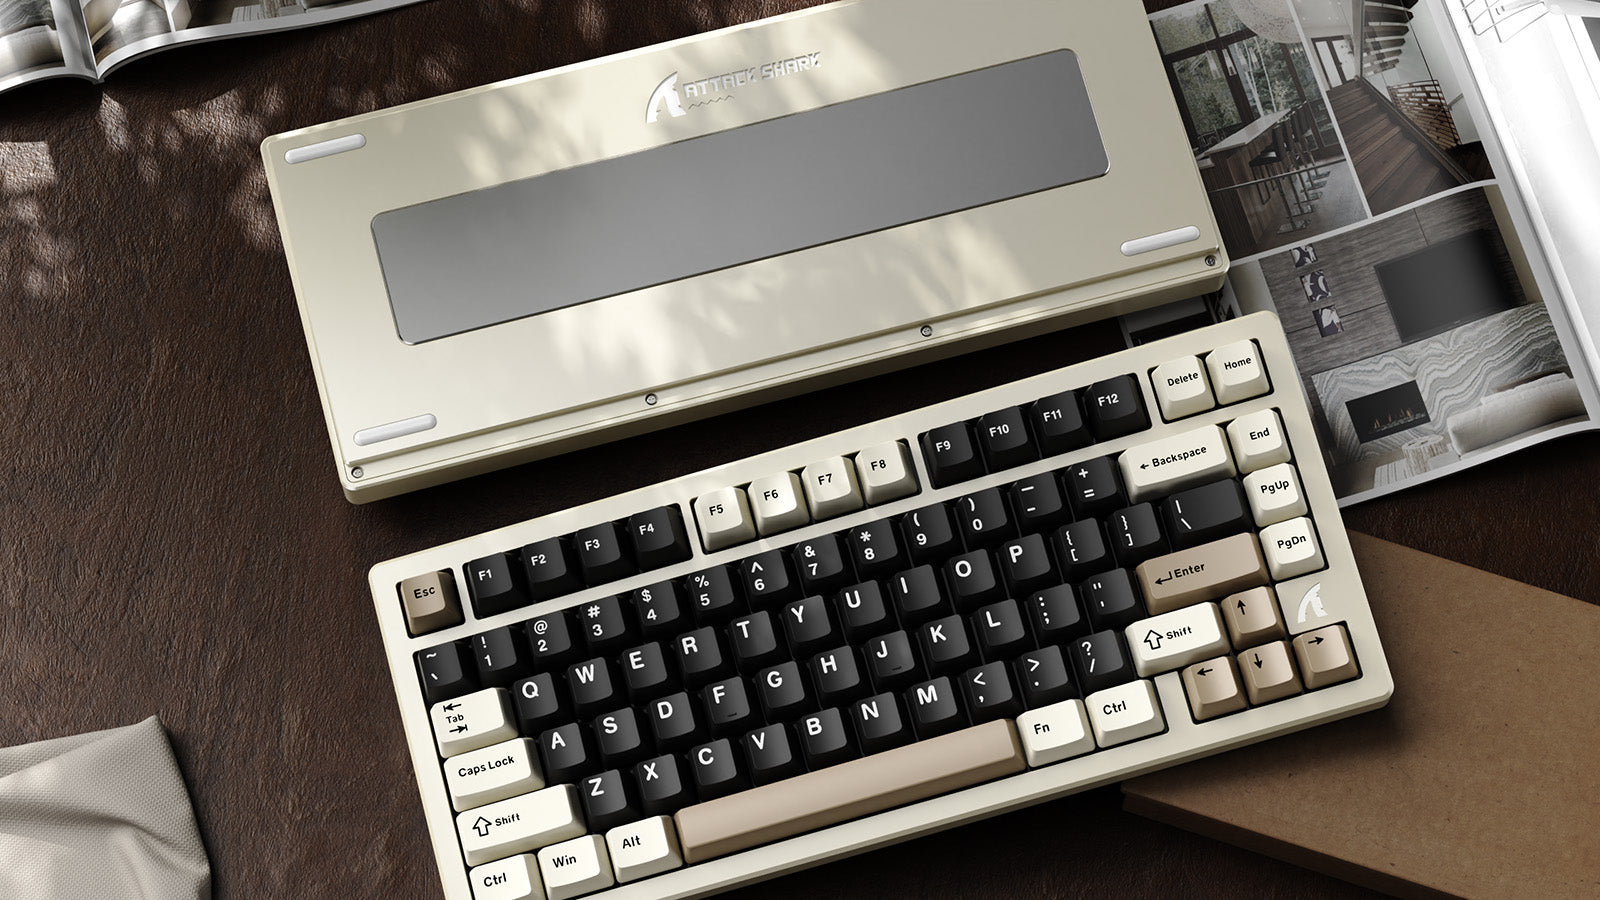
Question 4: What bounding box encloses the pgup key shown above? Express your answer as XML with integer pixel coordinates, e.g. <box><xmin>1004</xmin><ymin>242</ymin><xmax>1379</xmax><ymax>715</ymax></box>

<box><xmin>1119</xmin><ymin>424</ymin><xmax>1237</xmax><ymax>504</ymax></box>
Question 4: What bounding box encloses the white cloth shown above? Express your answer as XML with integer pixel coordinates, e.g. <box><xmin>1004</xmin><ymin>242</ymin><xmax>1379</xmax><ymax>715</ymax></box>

<box><xmin>0</xmin><ymin>717</ymin><xmax>210</xmax><ymax>900</ymax></box>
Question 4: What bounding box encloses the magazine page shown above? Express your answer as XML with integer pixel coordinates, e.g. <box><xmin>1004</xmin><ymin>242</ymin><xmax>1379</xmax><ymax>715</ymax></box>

<box><xmin>1135</xmin><ymin>0</ymin><xmax>1597</xmax><ymax>505</ymax></box>
<box><xmin>91</xmin><ymin>0</ymin><xmax>431</xmax><ymax>75</ymax></box>
<box><xmin>1</xmin><ymin>0</ymin><xmax>96</xmax><ymax>92</ymax></box>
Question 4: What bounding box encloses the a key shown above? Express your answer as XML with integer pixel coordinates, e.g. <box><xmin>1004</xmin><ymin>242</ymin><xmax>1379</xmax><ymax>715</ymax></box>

<box><xmin>800</xmin><ymin>456</ymin><xmax>864</xmax><ymax>520</ymax></box>
<box><xmin>889</xmin><ymin>566</ymin><xmax>947</xmax><ymax>624</ymax></box>
<box><xmin>741</xmin><ymin>550</ymin><xmax>801</xmax><ymax>609</ymax></box>
<box><xmin>1181</xmin><ymin>657</ymin><xmax>1248</xmax><ymax>721</ymax></box>
<box><xmin>703</xmin><ymin>677</ymin><xmax>756</xmax><ymax>737</ymax></box>
<box><xmin>686</xmin><ymin>566</ymin><xmax>743</xmax><ymax>624</ymax></box>
<box><xmin>1083</xmin><ymin>374</ymin><xmax>1150</xmax><ymax>439</ymax></box>
<box><xmin>688</xmin><ymin>738</ymin><xmax>748</xmax><ymax>800</ymax></box>
<box><xmin>456</xmin><ymin>784</ymin><xmax>585</xmax><ymax>867</ymax></box>
<box><xmin>579</xmin><ymin>769</ymin><xmax>642</xmax><ymax>834</ymax></box>
<box><xmin>791</xmin><ymin>535</ymin><xmax>852</xmax><ymax>595</ymax></box>
<box><xmin>1162</xmin><ymin>479</ymin><xmax>1251</xmax><ymax>550</ymax></box>
<box><xmin>972</xmin><ymin>599</ymin><xmax>1031</xmax><ymax>659</ymax></box>
<box><xmin>1030</xmin><ymin>389</ymin><xmax>1092</xmax><ymax>456</ymax></box>
<box><xmin>851</xmin><ymin>692</ymin><xmax>912</xmax><ymax>755</ymax></box>
<box><xmin>954</xmin><ymin>487</ymin><xmax>1013</xmax><ymax>548</ymax></box>
<box><xmin>1085</xmin><ymin>680</ymin><xmax>1164</xmax><ymax>746</ymax></box>
<box><xmin>398</xmin><ymin>571</ymin><xmax>463</xmax><ymax>636</ymax></box>
<box><xmin>464</xmin><ymin>552</ymin><xmax>527</xmax><ymax>618</ymax></box>
<box><xmin>631</xmin><ymin>581</ymin><xmax>687</xmax><ymax>641</ymax></box>
<box><xmin>975</xmin><ymin>406</ymin><xmax>1038</xmax><ymax>471</ymax></box>
<box><xmin>1292</xmin><ymin>624</ymin><xmax>1360</xmax><ymax>690</ymax></box>
<box><xmin>919</xmin><ymin>615</ymin><xmax>977</xmax><ymax>675</ymax></box>
<box><xmin>1205</xmin><ymin>339</ymin><xmax>1270</xmax><ymax>405</ymax></box>
<box><xmin>674</xmin><ymin>627</ymin><xmax>733</xmax><ymax>688</ymax></box>
<box><xmin>945</xmin><ymin>550</ymin><xmax>1004</xmax><ymax>611</ymax></box>
<box><xmin>445</xmin><ymin>737</ymin><xmax>544</xmax><ymax>812</ymax></box>
<box><xmin>845</xmin><ymin>519</ymin><xmax>904</xmax><ymax>579</ymax></box>
<box><xmin>810</xmin><ymin>646</ymin><xmax>867</xmax><ymax>707</ymax></box>
<box><xmin>920</xmin><ymin>422</ymin><xmax>985</xmax><ymax>488</ymax></box>
<box><xmin>627</xmin><ymin>505</ymin><xmax>693</xmax><ymax>570</ymax></box>
<box><xmin>1014</xmin><ymin>646</ymin><xmax>1077</xmax><ymax>708</ymax></box>
<box><xmin>1126</xmin><ymin>602</ymin><xmax>1230</xmax><ymax>677</ymax></box>
<box><xmin>472</xmin><ymin>626</ymin><xmax>534</xmax><ymax>688</ymax></box>
<box><xmin>962</xmin><ymin>661</ymin><xmax>1022</xmax><ymax>722</ymax></box>
<box><xmin>1119</xmin><ymin>424</ymin><xmax>1238</xmax><ymax>504</ymax></box>
<box><xmin>537</xmin><ymin>834</ymin><xmax>614</xmax><ymax>900</ymax></box>
<box><xmin>1009</xmin><ymin>472</ymin><xmax>1071</xmax><ymax>533</ymax></box>
<box><xmin>577</xmin><ymin>595</ymin><xmax>636</xmax><ymax>656</ymax></box>
<box><xmin>467</xmin><ymin>855</ymin><xmax>542</xmax><ymax>900</ymax></box>
<box><xmin>694</xmin><ymin>487</ymin><xmax>756</xmax><ymax>552</ymax></box>
<box><xmin>835</xmin><ymin>581</ymin><xmax>893</xmax><ymax>643</ymax></box>
<box><xmin>906</xmin><ymin>676</ymin><xmax>964</xmax><ymax>739</ymax></box>
<box><xmin>1259</xmin><ymin>517</ymin><xmax>1324</xmax><ymax>581</ymax></box>
<box><xmin>853</xmin><ymin>440</ymin><xmax>920</xmax><ymax>505</ymax></box>
<box><xmin>633</xmin><ymin>755</ymin><xmax>693</xmax><ymax>817</ymax></box>
<box><xmin>1053</xmin><ymin>519</ymin><xmax>1112</xmax><ymax>581</ymax></box>
<box><xmin>1242</xmin><ymin>463</ymin><xmax>1308</xmax><ymax>527</ymax></box>
<box><xmin>594</xmin><ymin>708</ymin><xmax>652</xmax><ymax>768</ymax></box>
<box><xmin>511</xmin><ymin>673</ymin><xmax>567</xmax><ymax>734</ymax></box>
<box><xmin>539</xmin><ymin>722</ymin><xmax>597</xmax><ymax>785</ymax></box>
<box><xmin>755</xmin><ymin>661</ymin><xmax>812</xmax><ymax>720</ymax></box>
<box><xmin>522</xmin><ymin>537</ymin><xmax>583</xmax><ymax>602</ymax></box>
<box><xmin>727</xmin><ymin>612</ymin><xmax>785</xmax><ymax>672</ymax></box>
<box><xmin>1106</xmin><ymin>503</ymin><xmax>1169</xmax><ymax>568</ymax></box>
<box><xmin>574</xmin><ymin>522</ymin><xmax>637</xmax><ymax>585</ymax></box>
<box><xmin>1221</xmin><ymin>585</ymin><xmax>1286</xmax><ymax>648</ymax></box>
<box><xmin>797</xmin><ymin>707</ymin><xmax>856</xmax><ymax>770</ymax></box>
<box><xmin>1016</xmin><ymin>699</ymin><xmax>1095</xmax><ymax>766</ymax></box>
<box><xmin>1150</xmin><ymin>355</ymin><xmax>1216</xmax><ymax>420</ymax></box>
<box><xmin>1226</xmin><ymin>409</ymin><xmax>1292</xmax><ymax>472</ymax></box>
<box><xmin>605</xmin><ymin>816</ymin><xmax>684</xmax><ymax>883</ymax></box>
<box><xmin>864</xmin><ymin>630</ymin><xmax>920</xmax><ymax>692</ymax></box>
<box><xmin>1069</xmin><ymin>630</ymin><xmax>1135</xmax><ymax>695</ymax></box>
<box><xmin>432</xmin><ymin>687</ymin><xmax>517</xmax><ymax>758</ymax></box>
<box><xmin>743</xmin><ymin>723</ymin><xmax>805</xmax><ymax>785</ymax></box>
<box><xmin>1080</xmin><ymin>569</ymin><xmax>1146</xmax><ymax>631</ymax></box>
<box><xmin>997</xmin><ymin>533</ymin><xmax>1057</xmax><ymax>596</ymax></box>
<box><xmin>1063</xmin><ymin>456</ymin><xmax>1126</xmax><ymax>520</ymax></box>
<box><xmin>899</xmin><ymin>504</ymin><xmax>961</xmax><ymax>564</ymax></box>
<box><xmin>1239</xmin><ymin>641</ymin><xmax>1303</xmax><ymax>704</ymax></box>
<box><xmin>747</xmin><ymin>472</ymin><xmax>811</xmax><ymax>536</ymax></box>
<box><xmin>1135</xmin><ymin>533</ymin><xmax>1269</xmax><ymax>616</ymax></box>
<box><xmin>524</xmin><ymin>610</ymin><xmax>581</xmax><ymax>670</ymax></box>
<box><xmin>417</xmin><ymin>642</ymin><xmax>476</xmax><ymax>704</ymax></box>
<box><xmin>1027</xmin><ymin>584</ymin><xmax>1088</xmax><ymax>644</ymax></box>
<box><xmin>648</xmin><ymin>692</ymin><xmax>707</xmax><ymax>752</ymax></box>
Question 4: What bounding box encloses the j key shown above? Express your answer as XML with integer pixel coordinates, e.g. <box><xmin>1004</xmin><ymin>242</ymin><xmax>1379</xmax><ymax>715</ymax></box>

<box><xmin>1084</xmin><ymin>374</ymin><xmax>1150</xmax><ymax>440</ymax></box>
<box><xmin>744</xmin><ymin>724</ymin><xmax>805</xmax><ymax>785</ymax></box>
<box><xmin>1163</xmin><ymin>479</ymin><xmax>1251</xmax><ymax>550</ymax></box>
<box><xmin>899</xmin><ymin>504</ymin><xmax>961</xmax><ymax>565</ymax></box>
<box><xmin>635</xmin><ymin>754</ymin><xmax>694</xmax><ymax>817</ymax></box>
<box><xmin>864</xmin><ymin>630</ymin><xmax>920</xmax><ymax>692</ymax></box>
<box><xmin>417</xmin><ymin>641</ymin><xmax>475</xmax><ymax>704</ymax></box>
<box><xmin>648</xmin><ymin>692</ymin><xmax>706</xmax><ymax>752</ymax></box>
<box><xmin>1031</xmin><ymin>389</ymin><xmax>1093</xmax><ymax>456</ymax></box>
<box><xmin>728</xmin><ymin>612</ymin><xmax>786</xmax><ymax>672</ymax></box>
<box><xmin>632</xmin><ymin>581</ymin><xmax>687</xmax><ymax>641</ymax></box>
<box><xmin>835</xmin><ymin>582</ymin><xmax>893</xmax><ymax>643</ymax></box>
<box><xmin>1069</xmin><ymin>630</ymin><xmax>1136</xmax><ymax>695</ymax></box>
<box><xmin>567</xmin><ymin>658</ymin><xmax>621</xmax><ymax>716</ymax></box>
<box><xmin>920</xmin><ymin>422</ymin><xmax>985</xmax><ymax>488</ymax></box>
<box><xmin>620</xmin><ymin>643</ymin><xmax>675</xmax><ymax>702</ymax></box>
<box><xmin>686</xmin><ymin>566</ymin><xmax>743</xmax><ymax>625</ymax></box>
<box><xmin>523</xmin><ymin>537</ymin><xmax>583</xmax><ymax>601</ymax></box>
<box><xmin>472</xmin><ymin>626</ymin><xmax>534</xmax><ymax>687</ymax></box>
<box><xmin>946</xmin><ymin>550</ymin><xmax>1005</xmax><ymax>612</ymax></box>
<box><xmin>512</xmin><ymin>672</ymin><xmax>566</xmax><ymax>734</ymax></box>
<box><xmin>580</xmin><ymin>769</ymin><xmax>642</xmax><ymax>834</ymax></box>
<box><xmin>594</xmin><ymin>709</ymin><xmax>652</xmax><ymax>768</ymax></box>
<box><xmin>907</xmin><ymin>676</ymin><xmax>964</xmax><ymax>739</ymax></box>
<box><xmin>675</xmin><ymin>627</ymin><xmax>733</xmax><ymax>688</ymax></box>
<box><xmin>782</xmin><ymin>596</ymin><xmax>838</xmax><ymax>658</ymax></box>
<box><xmin>845</xmin><ymin>520</ymin><xmax>904</xmax><ymax>580</ymax></box>
<box><xmin>810</xmin><ymin>646</ymin><xmax>867</xmax><ymax>707</ymax></box>
<box><xmin>791</xmin><ymin>535</ymin><xmax>852</xmax><ymax>596</ymax></box>
<box><xmin>1063</xmin><ymin>456</ymin><xmax>1126</xmax><ymax>520</ymax></box>
<box><xmin>889</xmin><ymin>566</ymin><xmax>948</xmax><ymax>625</ymax></box>
<box><xmin>1080</xmin><ymin>569</ymin><xmax>1146</xmax><ymax>631</ymax></box>
<box><xmin>1053</xmin><ymin>520</ymin><xmax>1113</xmax><ymax>582</ymax></box>
<box><xmin>524</xmin><ymin>609</ymin><xmax>582</xmax><ymax>670</ymax></box>
<box><xmin>464</xmin><ymin>552</ymin><xmax>526</xmax><ymax>617</ymax></box>
<box><xmin>1014</xmin><ymin>645</ymin><xmax>1077</xmax><ymax>708</ymax></box>
<box><xmin>741</xmin><ymin>550</ymin><xmax>801</xmax><ymax>609</ymax></box>
<box><xmin>1107</xmin><ymin>503</ymin><xmax>1169</xmax><ymax>568</ymax></box>
<box><xmin>852</xmin><ymin>693</ymin><xmax>912</xmax><ymax>755</ymax></box>
<box><xmin>756</xmin><ymin>661</ymin><xmax>812</xmax><ymax>720</ymax></box>
<box><xmin>628</xmin><ymin>506</ymin><xmax>693</xmax><ymax>570</ymax></box>
<box><xmin>1028</xmin><ymin>584</ymin><xmax>1089</xmax><ymax>644</ymax></box>
<box><xmin>954</xmin><ymin>488</ymin><xmax>1013</xmax><ymax>548</ymax></box>
<box><xmin>1009</xmin><ymin>472</ymin><xmax>1070</xmax><ymax>533</ymax></box>
<box><xmin>540</xmin><ymin>722</ymin><xmax>596</xmax><ymax>785</ymax></box>
<box><xmin>574</xmin><ymin>522</ymin><xmax>637</xmax><ymax>585</ymax></box>
<box><xmin>689</xmin><ymin>738</ymin><xmax>749</xmax><ymax>801</ymax></box>
<box><xmin>962</xmin><ymin>662</ymin><xmax>1023</xmax><ymax>722</ymax></box>
<box><xmin>703</xmin><ymin>677</ymin><xmax>757</xmax><ymax>737</ymax></box>
<box><xmin>798</xmin><ymin>707</ymin><xmax>856</xmax><ymax>770</ymax></box>
<box><xmin>919</xmin><ymin>615</ymin><xmax>978</xmax><ymax>675</ymax></box>
<box><xmin>973</xmin><ymin>599</ymin><xmax>1031</xmax><ymax>658</ymax></box>
<box><xmin>975</xmin><ymin>406</ymin><xmax>1038</xmax><ymax>471</ymax></box>
<box><xmin>997</xmin><ymin>534</ymin><xmax>1056</xmax><ymax>597</ymax></box>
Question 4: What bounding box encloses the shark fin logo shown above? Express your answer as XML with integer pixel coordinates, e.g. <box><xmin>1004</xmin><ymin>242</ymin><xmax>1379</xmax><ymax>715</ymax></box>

<box><xmin>646</xmin><ymin>72</ymin><xmax>686</xmax><ymax>124</ymax></box>
<box><xmin>1295</xmin><ymin>582</ymin><xmax>1327</xmax><ymax>623</ymax></box>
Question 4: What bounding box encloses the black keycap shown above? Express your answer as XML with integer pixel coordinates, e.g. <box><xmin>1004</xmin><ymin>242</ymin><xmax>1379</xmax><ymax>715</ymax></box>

<box><xmin>1028</xmin><ymin>584</ymin><xmax>1089</xmax><ymax>644</ymax></box>
<box><xmin>635</xmin><ymin>754</ymin><xmax>693</xmax><ymax>817</ymax></box>
<box><xmin>781</xmin><ymin>596</ymin><xmax>837</xmax><ymax>658</ymax></box>
<box><xmin>416</xmin><ymin>642</ymin><xmax>474</xmax><ymax>704</ymax></box>
<box><xmin>1107</xmin><ymin>503</ymin><xmax>1168</xmax><ymax>568</ymax></box>
<box><xmin>798</xmin><ymin>707</ymin><xmax>856</xmax><ymax>770</ymax></box>
<box><xmin>539</xmin><ymin>722</ymin><xmax>594</xmax><ymax>785</ymax></box>
<box><xmin>997</xmin><ymin>534</ymin><xmax>1056</xmax><ymax>597</ymax></box>
<box><xmin>686</xmin><ymin>566</ymin><xmax>743</xmax><ymax>625</ymax></box>
<box><xmin>522</xmin><ymin>537</ymin><xmax>582</xmax><ymax>601</ymax></box>
<box><xmin>631</xmin><ymin>580</ymin><xmax>687</xmax><ymax>641</ymax></box>
<box><xmin>574</xmin><ymin>522</ymin><xmax>637</xmax><ymax>585</ymax></box>
<box><xmin>463</xmin><ymin>552</ymin><xmax>525</xmax><ymax>617</ymax></box>
<box><xmin>791</xmin><ymin>535</ymin><xmax>852</xmax><ymax>596</ymax></box>
<box><xmin>809</xmin><ymin>646</ymin><xmax>867</xmax><ymax>707</ymax></box>
<box><xmin>920</xmin><ymin>422</ymin><xmax>985</xmax><ymax>488</ymax></box>
<box><xmin>919</xmin><ymin>615</ymin><xmax>977</xmax><ymax>675</ymax></box>
<box><xmin>1080</xmin><ymin>569</ymin><xmax>1146</xmax><ymax>631</ymax></box>
<box><xmin>1010</xmin><ymin>472</ymin><xmax>1070</xmax><ymax>533</ymax></box>
<box><xmin>628</xmin><ymin>505</ymin><xmax>693</xmax><ymax>570</ymax></box>
<box><xmin>1084</xmin><ymin>374</ymin><xmax>1150</xmax><ymax>439</ymax></box>
<box><xmin>1069</xmin><ymin>630</ymin><xmax>1136</xmax><ymax>694</ymax></box>
<box><xmin>1053</xmin><ymin>520</ymin><xmax>1113</xmax><ymax>582</ymax></box>
<box><xmin>973</xmin><ymin>599</ymin><xmax>1031</xmax><ymax>658</ymax></box>
<box><xmin>906</xmin><ymin>676</ymin><xmax>964</xmax><ymax>739</ymax></box>
<box><xmin>889</xmin><ymin>565</ymin><xmax>947</xmax><ymax>625</ymax></box>
<box><xmin>703</xmin><ymin>677</ymin><xmax>756</xmax><ymax>736</ymax></box>
<box><xmin>470</xmin><ymin>626</ymin><xmax>533</xmax><ymax>688</ymax></box>
<box><xmin>852</xmin><ymin>692</ymin><xmax>911</xmax><ymax>755</ymax></box>
<box><xmin>576</xmin><ymin>595</ymin><xmax>636</xmax><ymax>655</ymax></box>
<box><xmin>962</xmin><ymin>662</ymin><xmax>1023</xmax><ymax>722</ymax></box>
<box><xmin>688</xmin><ymin>738</ymin><xmax>748</xmax><ymax>801</ymax></box>
<box><xmin>755</xmin><ymin>661</ymin><xmax>812</xmax><ymax>720</ymax></box>
<box><xmin>845</xmin><ymin>519</ymin><xmax>904</xmax><ymax>579</ymax></box>
<box><xmin>580</xmin><ymin>769</ymin><xmax>641</xmax><ymax>834</ymax></box>
<box><xmin>511</xmin><ymin>672</ymin><xmax>566</xmax><ymax>733</ymax></box>
<box><xmin>945</xmin><ymin>550</ymin><xmax>1004</xmax><ymax>612</ymax></box>
<box><xmin>1163</xmin><ymin>479</ymin><xmax>1251</xmax><ymax>550</ymax></box>
<box><xmin>743</xmin><ymin>724</ymin><xmax>804</xmax><ymax>785</ymax></box>
<box><xmin>1014</xmin><ymin>646</ymin><xmax>1077</xmax><ymax>708</ymax></box>
<box><xmin>741</xmin><ymin>550</ymin><xmax>801</xmax><ymax>609</ymax></box>
<box><xmin>864</xmin><ymin>630</ymin><xmax>920</xmax><ymax>692</ymax></box>
<box><xmin>1031</xmin><ymin>390</ymin><xmax>1092</xmax><ymax>456</ymax></box>
<box><xmin>619</xmin><ymin>643</ymin><xmax>675</xmax><ymax>702</ymax></box>
<box><xmin>975</xmin><ymin>406</ymin><xmax>1038</xmax><ymax>471</ymax></box>
<box><xmin>1063</xmin><ymin>457</ymin><xmax>1126</xmax><ymax>520</ymax></box>
<box><xmin>728</xmin><ymin>611</ymin><xmax>786</xmax><ymax>672</ymax></box>
<box><xmin>899</xmin><ymin>504</ymin><xmax>961</xmax><ymax>565</ymax></box>
<box><xmin>566</xmin><ymin>657</ymin><xmax>620</xmax><ymax>716</ymax></box>
<box><xmin>594</xmin><ymin>708</ymin><xmax>652</xmax><ymax>768</ymax></box>
<box><xmin>647</xmin><ymin>692</ymin><xmax>705</xmax><ymax>751</ymax></box>
<box><xmin>954</xmin><ymin>488</ymin><xmax>1013</xmax><ymax>548</ymax></box>
<box><xmin>674</xmin><ymin>627</ymin><xmax>732</xmax><ymax>688</ymax></box>
<box><xmin>835</xmin><ymin>581</ymin><xmax>893</xmax><ymax>643</ymax></box>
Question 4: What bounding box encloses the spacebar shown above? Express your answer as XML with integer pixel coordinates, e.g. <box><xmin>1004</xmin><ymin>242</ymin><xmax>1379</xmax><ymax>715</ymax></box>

<box><xmin>674</xmin><ymin>720</ymin><xmax>1025</xmax><ymax>864</ymax></box>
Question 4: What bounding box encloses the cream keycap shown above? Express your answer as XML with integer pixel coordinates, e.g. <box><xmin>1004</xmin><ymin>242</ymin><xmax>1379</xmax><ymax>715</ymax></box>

<box><xmin>1086</xmin><ymin>680</ymin><xmax>1165</xmax><ymax>747</ymax></box>
<box><xmin>445</xmin><ymin>737</ymin><xmax>545</xmax><ymax>812</ymax></box>
<box><xmin>457</xmin><ymin>784</ymin><xmax>586</xmax><ymax>867</ymax></box>
<box><xmin>1181</xmin><ymin>657</ymin><xmax>1248</xmax><ymax>721</ymax></box>
<box><xmin>801</xmin><ymin>456</ymin><xmax>864</xmax><ymax>519</ymax></box>
<box><xmin>1016</xmin><ymin>699</ymin><xmax>1096</xmax><ymax>766</ymax></box>
<box><xmin>1239</xmin><ymin>641</ymin><xmax>1303</xmax><ymax>705</ymax></box>
<box><xmin>1243</xmin><ymin>463</ymin><xmax>1307</xmax><ymax>526</ymax></box>
<box><xmin>853</xmin><ymin>441</ymin><xmax>919</xmax><ymax>505</ymax></box>
<box><xmin>1205</xmin><ymin>339</ymin><xmax>1271</xmax><ymax>404</ymax></box>
<box><xmin>1150</xmin><ymin>356</ymin><xmax>1215</xmax><ymax>420</ymax></box>
<box><xmin>746</xmin><ymin>472</ymin><xmax>810</xmax><ymax>536</ymax></box>
<box><xmin>693</xmin><ymin>486</ymin><xmax>755</xmax><ymax>552</ymax></box>
<box><xmin>1259</xmin><ymin>517</ymin><xmax>1324</xmax><ymax>580</ymax></box>
<box><xmin>1120</xmin><ymin>424</ymin><xmax>1237</xmax><ymax>503</ymax></box>
<box><xmin>1220</xmin><ymin>586</ymin><xmax>1286</xmax><ymax>647</ymax></box>
<box><xmin>1125</xmin><ymin>602</ymin><xmax>1230</xmax><ymax>677</ymax></box>
<box><xmin>1135</xmin><ymin>533</ymin><xmax>1268</xmax><ymax>615</ymax></box>
<box><xmin>605</xmin><ymin>816</ymin><xmax>684</xmax><ymax>883</ymax></box>
<box><xmin>538</xmin><ymin>834</ymin><xmax>615</xmax><ymax>900</ymax></box>
<box><xmin>468</xmin><ymin>854</ymin><xmax>542</xmax><ymax>900</ymax></box>
<box><xmin>432</xmin><ymin>688</ymin><xmax>518</xmax><ymax>758</ymax></box>
<box><xmin>1225</xmin><ymin>408</ymin><xmax>1291</xmax><ymax>472</ymax></box>
<box><xmin>1292</xmin><ymin>624</ymin><xmax>1361</xmax><ymax>689</ymax></box>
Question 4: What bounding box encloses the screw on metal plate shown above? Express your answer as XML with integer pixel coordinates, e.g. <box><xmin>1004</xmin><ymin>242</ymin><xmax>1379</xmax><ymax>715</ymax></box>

<box><xmin>1205</xmin><ymin>255</ymin><xmax>1218</xmax><ymax>267</ymax></box>
<box><xmin>920</xmin><ymin>325</ymin><xmax>934</xmax><ymax>337</ymax></box>
<box><xmin>351</xmin><ymin>466</ymin><xmax>364</xmax><ymax>479</ymax></box>
<box><xmin>645</xmin><ymin>393</ymin><xmax>658</xmax><ymax>406</ymax></box>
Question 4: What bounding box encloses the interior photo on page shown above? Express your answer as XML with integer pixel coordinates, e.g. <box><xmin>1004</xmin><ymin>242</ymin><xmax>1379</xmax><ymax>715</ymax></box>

<box><xmin>0</xmin><ymin>0</ymin><xmax>66</xmax><ymax>87</ymax></box>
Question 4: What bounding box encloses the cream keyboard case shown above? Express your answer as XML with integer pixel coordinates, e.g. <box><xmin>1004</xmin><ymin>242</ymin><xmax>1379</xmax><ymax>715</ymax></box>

<box><xmin>261</xmin><ymin>0</ymin><xmax>1226</xmax><ymax>502</ymax></box>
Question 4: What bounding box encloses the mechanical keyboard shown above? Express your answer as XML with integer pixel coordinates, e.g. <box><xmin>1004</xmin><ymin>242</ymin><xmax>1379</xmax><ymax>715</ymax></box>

<box><xmin>371</xmin><ymin>312</ymin><xmax>1393</xmax><ymax>899</ymax></box>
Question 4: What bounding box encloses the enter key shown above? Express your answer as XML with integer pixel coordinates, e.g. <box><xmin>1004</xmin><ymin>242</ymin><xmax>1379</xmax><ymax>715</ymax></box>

<box><xmin>1135</xmin><ymin>533</ymin><xmax>1268</xmax><ymax>615</ymax></box>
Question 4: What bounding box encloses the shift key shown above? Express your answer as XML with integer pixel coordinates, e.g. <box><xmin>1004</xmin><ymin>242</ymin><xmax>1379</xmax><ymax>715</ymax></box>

<box><xmin>1135</xmin><ymin>534</ymin><xmax>1268</xmax><ymax>615</ymax></box>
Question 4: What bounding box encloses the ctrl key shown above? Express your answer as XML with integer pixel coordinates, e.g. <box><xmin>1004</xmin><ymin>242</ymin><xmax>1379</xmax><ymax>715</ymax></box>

<box><xmin>469</xmin><ymin>854</ymin><xmax>541</xmax><ymax>900</ymax></box>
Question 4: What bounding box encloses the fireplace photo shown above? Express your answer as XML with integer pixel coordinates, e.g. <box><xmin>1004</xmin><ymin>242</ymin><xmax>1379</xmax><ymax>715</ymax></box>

<box><xmin>1347</xmin><ymin>381</ymin><xmax>1430</xmax><ymax>443</ymax></box>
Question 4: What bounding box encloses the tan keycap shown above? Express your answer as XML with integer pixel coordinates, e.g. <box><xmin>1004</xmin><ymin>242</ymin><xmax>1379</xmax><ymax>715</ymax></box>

<box><xmin>1220</xmin><ymin>585</ymin><xmax>1285</xmax><ymax>648</ymax></box>
<box><xmin>674</xmin><ymin>720</ymin><xmax>1024</xmax><ymax>864</ymax></box>
<box><xmin>1181</xmin><ymin>656</ymin><xmax>1248</xmax><ymax>721</ymax></box>
<box><xmin>1293</xmin><ymin>624</ymin><xmax>1360</xmax><ymax>689</ymax></box>
<box><xmin>1136</xmin><ymin>533</ymin><xmax>1268</xmax><ymax>615</ymax></box>
<box><xmin>1239</xmin><ymin>640</ymin><xmax>1302</xmax><ymax>705</ymax></box>
<box><xmin>398</xmin><ymin>570</ymin><xmax>462</xmax><ymax>636</ymax></box>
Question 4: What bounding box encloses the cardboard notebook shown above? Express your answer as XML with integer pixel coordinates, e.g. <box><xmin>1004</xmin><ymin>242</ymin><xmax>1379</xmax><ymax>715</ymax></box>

<box><xmin>1123</xmin><ymin>533</ymin><xmax>1600</xmax><ymax>899</ymax></box>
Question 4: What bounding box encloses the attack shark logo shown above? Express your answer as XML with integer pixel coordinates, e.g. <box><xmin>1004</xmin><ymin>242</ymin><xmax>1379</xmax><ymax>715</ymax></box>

<box><xmin>645</xmin><ymin>51</ymin><xmax>824</xmax><ymax>124</ymax></box>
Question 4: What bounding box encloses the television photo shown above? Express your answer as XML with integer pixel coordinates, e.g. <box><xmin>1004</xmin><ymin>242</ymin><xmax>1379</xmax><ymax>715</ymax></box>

<box><xmin>1376</xmin><ymin>229</ymin><xmax>1519</xmax><ymax>343</ymax></box>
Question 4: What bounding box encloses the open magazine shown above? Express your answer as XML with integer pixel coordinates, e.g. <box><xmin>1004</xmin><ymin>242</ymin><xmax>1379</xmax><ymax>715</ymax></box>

<box><xmin>1130</xmin><ymin>0</ymin><xmax>1600</xmax><ymax>505</ymax></box>
<box><xmin>0</xmin><ymin>0</ymin><xmax>428</xmax><ymax>94</ymax></box>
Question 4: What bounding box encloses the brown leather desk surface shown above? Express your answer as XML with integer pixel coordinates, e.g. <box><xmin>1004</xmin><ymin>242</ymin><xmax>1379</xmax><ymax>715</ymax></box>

<box><xmin>2</xmin><ymin>2</ymin><xmax>1597</xmax><ymax>897</ymax></box>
